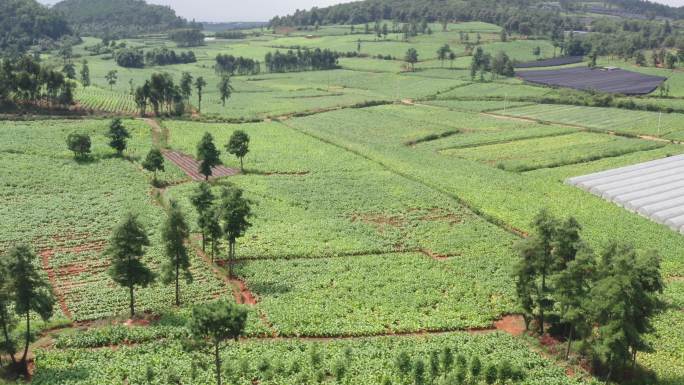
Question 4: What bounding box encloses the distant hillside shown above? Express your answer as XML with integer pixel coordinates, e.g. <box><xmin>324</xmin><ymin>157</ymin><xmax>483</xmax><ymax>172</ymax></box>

<box><xmin>602</xmin><ymin>0</ymin><xmax>683</xmax><ymax>19</ymax></box>
<box><xmin>271</xmin><ymin>0</ymin><xmax>684</xmax><ymax>32</ymax></box>
<box><xmin>270</xmin><ymin>0</ymin><xmax>585</xmax><ymax>36</ymax></box>
<box><xmin>0</xmin><ymin>0</ymin><xmax>71</xmax><ymax>56</ymax></box>
<box><xmin>53</xmin><ymin>0</ymin><xmax>190</xmax><ymax>38</ymax></box>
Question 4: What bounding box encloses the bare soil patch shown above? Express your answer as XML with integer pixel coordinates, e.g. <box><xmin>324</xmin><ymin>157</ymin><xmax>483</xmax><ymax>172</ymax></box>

<box><xmin>417</xmin><ymin>208</ymin><xmax>462</xmax><ymax>225</ymax></box>
<box><xmin>493</xmin><ymin>315</ymin><xmax>526</xmax><ymax>336</ymax></box>
<box><xmin>350</xmin><ymin>213</ymin><xmax>407</xmax><ymax>232</ymax></box>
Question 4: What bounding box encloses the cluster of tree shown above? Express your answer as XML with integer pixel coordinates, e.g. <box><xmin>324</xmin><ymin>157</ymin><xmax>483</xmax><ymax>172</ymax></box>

<box><xmin>134</xmin><ymin>72</ymin><xmax>187</xmax><ymax>116</ymax></box>
<box><xmin>469</xmin><ymin>48</ymin><xmax>514</xmax><ymax>80</ymax></box>
<box><xmin>348</xmin><ymin>20</ymin><xmax>435</xmax><ymax>41</ymax></box>
<box><xmin>0</xmin><ymin>0</ymin><xmax>72</xmax><ymax>56</ymax></box>
<box><xmin>264</xmin><ymin>49</ymin><xmax>339</xmax><ymax>73</ymax></box>
<box><xmin>130</xmin><ymin>71</ymin><xmax>233</xmax><ymax>116</ymax></box>
<box><xmin>437</xmin><ymin>44</ymin><xmax>457</xmax><ymax>68</ymax></box>
<box><xmin>214</xmin><ymin>31</ymin><xmax>247</xmax><ymax>39</ymax></box>
<box><xmin>565</xmin><ymin>18</ymin><xmax>684</xmax><ymax>64</ymax></box>
<box><xmin>270</xmin><ymin>0</ymin><xmax>583</xmax><ymax>38</ymax></box>
<box><xmin>0</xmin><ymin>56</ymin><xmax>75</xmax><ymax>109</ymax></box>
<box><xmin>394</xmin><ymin>349</ymin><xmax>523</xmax><ymax>385</ymax></box>
<box><xmin>514</xmin><ymin>209</ymin><xmax>664</xmax><ymax>381</ymax></box>
<box><xmin>52</xmin><ymin>0</ymin><xmax>193</xmax><ymax>39</ymax></box>
<box><xmin>66</xmin><ymin>118</ymin><xmax>131</xmax><ymax>160</ymax></box>
<box><xmin>115</xmin><ymin>48</ymin><xmax>145</xmax><ymax>68</ymax></box>
<box><xmin>215</xmin><ymin>54</ymin><xmax>261</xmax><ymax>76</ymax></box>
<box><xmin>169</xmin><ymin>29</ymin><xmax>205</xmax><ymax>47</ymax></box>
<box><xmin>145</xmin><ymin>47</ymin><xmax>197</xmax><ymax>66</ymax></box>
<box><xmin>649</xmin><ymin>48</ymin><xmax>680</xmax><ymax>69</ymax></box>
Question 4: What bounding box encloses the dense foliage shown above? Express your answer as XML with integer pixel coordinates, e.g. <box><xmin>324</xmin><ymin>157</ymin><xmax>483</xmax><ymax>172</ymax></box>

<box><xmin>265</xmin><ymin>49</ymin><xmax>340</xmax><ymax>73</ymax></box>
<box><xmin>146</xmin><ymin>48</ymin><xmax>196</xmax><ymax>66</ymax></box>
<box><xmin>271</xmin><ymin>0</ymin><xmax>584</xmax><ymax>37</ymax></box>
<box><xmin>169</xmin><ymin>29</ymin><xmax>205</xmax><ymax>47</ymax></box>
<box><xmin>114</xmin><ymin>48</ymin><xmax>144</xmax><ymax>68</ymax></box>
<box><xmin>0</xmin><ymin>0</ymin><xmax>71</xmax><ymax>56</ymax></box>
<box><xmin>0</xmin><ymin>56</ymin><xmax>75</xmax><ymax>109</ymax></box>
<box><xmin>215</xmin><ymin>54</ymin><xmax>261</xmax><ymax>76</ymax></box>
<box><xmin>53</xmin><ymin>0</ymin><xmax>190</xmax><ymax>39</ymax></box>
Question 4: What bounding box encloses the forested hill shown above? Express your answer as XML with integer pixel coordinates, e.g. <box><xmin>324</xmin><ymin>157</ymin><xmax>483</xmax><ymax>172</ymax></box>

<box><xmin>271</xmin><ymin>0</ymin><xmax>684</xmax><ymax>32</ymax></box>
<box><xmin>52</xmin><ymin>0</ymin><xmax>191</xmax><ymax>38</ymax></box>
<box><xmin>270</xmin><ymin>0</ymin><xmax>583</xmax><ymax>36</ymax></box>
<box><xmin>0</xmin><ymin>0</ymin><xmax>71</xmax><ymax>56</ymax></box>
<box><xmin>602</xmin><ymin>0</ymin><xmax>684</xmax><ymax>19</ymax></box>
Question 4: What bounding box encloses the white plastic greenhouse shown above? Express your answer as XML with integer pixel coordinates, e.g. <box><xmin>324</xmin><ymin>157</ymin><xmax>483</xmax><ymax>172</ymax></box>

<box><xmin>567</xmin><ymin>154</ymin><xmax>684</xmax><ymax>233</ymax></box>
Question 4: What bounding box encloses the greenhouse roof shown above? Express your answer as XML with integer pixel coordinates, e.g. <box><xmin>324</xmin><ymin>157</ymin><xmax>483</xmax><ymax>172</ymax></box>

<box><xmin>567</xmin><ymin>154</ymin><xmax>684</xmax><ymax>233</ymax></box>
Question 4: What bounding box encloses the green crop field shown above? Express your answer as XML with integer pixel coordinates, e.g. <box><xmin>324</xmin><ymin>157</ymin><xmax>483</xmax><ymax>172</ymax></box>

<box><xmin>3</xmin><ymin>3</ymin><xmax>684</xmax><ymax>384</ymax></box>
<box><xmin>442</xmin><ymin>132</ymin><xmax>665</xmax><ymax>172</ymax></box>
<box><xmin>497</xmin><ymin>104</ymin><xmax>684</xmax><ymax>139</ymax></box>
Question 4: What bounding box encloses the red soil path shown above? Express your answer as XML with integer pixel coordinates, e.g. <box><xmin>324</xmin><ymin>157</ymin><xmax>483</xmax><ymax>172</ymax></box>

<box><xmin>161</xmin><ymin>149</ymin><xmax>239</xmax><ymax>181</ymax></box>
<box><xmin>39</xmin><ymin>250</ymin><xmax>72</xmax><ymax>320</ymax></box>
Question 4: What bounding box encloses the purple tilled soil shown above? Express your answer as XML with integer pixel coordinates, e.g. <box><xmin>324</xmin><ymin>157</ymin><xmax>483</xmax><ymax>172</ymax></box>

<box><xmin>517</xmin><ymin>67</ymin><xmax>666</xmax><ymax>95</ymax></box>
<box><xmin>162</xmin><ymin>149</ymin><xmax>239</xmax><ymax>181</ymax></box>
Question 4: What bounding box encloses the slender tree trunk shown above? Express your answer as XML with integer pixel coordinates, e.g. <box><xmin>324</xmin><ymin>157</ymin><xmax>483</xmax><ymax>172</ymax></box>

<box><xmin>175</xmin><ymin>260</ymin><xmax>180</xmax><ymax>306</ymax></box>
<box><xmin>215</xmin><ymin>342</ymin><xmax>222</xmax><ymax>385</ymax></box>
<box><xmin>21</xmin><ymin>311</ymin><xmax>29</xmax><ymax>365</ymax></box>
<box><xmin>129</xmin><ymin>285</ymin><xmax>135</xmax><ymax>318</ymax></box>
<box><xmin>202</xmin><ymin>231</ymin><xmax>206</xmax><ymax>252</ymax></box>
<box><xmin>1</xmin><ymin>310</ymin><xmax>17</xmax><ymax>364</ymax></box>
<box><xmin>632</xmin><ymin>348</ymin><xmax>638</xmax><ymax>369</ymax></box>
<box><xmin>565</xmin><ymin>327</ymin><xmax>573</xmax><ymax>360</ymax></box>
<box><xmin>240</xmin><ymin>158</ymin><xmax>244</xmax><ymax>172</ymax></box>
<box><xmin>228</xmin><ymin>241</ymin><xmax>234</xmax><ymax>278</ymax></box>
<box><xmin>540</xmin><ymin>272</ymin><xmax>546</xmax><ymax>335</ymax></box>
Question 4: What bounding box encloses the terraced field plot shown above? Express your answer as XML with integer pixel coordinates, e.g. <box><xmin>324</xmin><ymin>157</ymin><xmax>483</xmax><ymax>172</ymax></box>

<box><xmin>0</xmin><ymin>120</ymin><xmax>236</xmax><ymax>321</ymax></box>
<box><xmin>442</xmin><ymin>132</ymin><xmax>665</xmax><ymax>172</ymax></box>
<box><xmin>285</xmin><ymin>104</ymin><xmax>684</xmax><ymax>382</ymax></box>
<box><xmin>434</xmin><ymin>81</ymin><xmax>552</xmax><ymax>99</ymax></box>
<box><xmin>236</xmin><ymin>251</ymin><xmax>516</xmax><ymax>336</ymax></box>
<box><xmin>497</xmin><ymin>103</ymin><xmax>684</xmax><ymax>139</ymax></box>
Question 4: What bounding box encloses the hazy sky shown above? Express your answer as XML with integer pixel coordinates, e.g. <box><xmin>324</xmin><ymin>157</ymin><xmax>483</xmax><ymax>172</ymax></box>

<box><xmin>38</xmin><ymin>0</ymin><xmax>684</xmax><ymax>22</ymax></box>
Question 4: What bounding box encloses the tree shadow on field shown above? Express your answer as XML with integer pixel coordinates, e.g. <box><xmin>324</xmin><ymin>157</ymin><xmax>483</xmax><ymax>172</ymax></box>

<box><xmin>73</xmin><ymin>154</ymin><xmax>98</xmax><ymax>165</ymax></box>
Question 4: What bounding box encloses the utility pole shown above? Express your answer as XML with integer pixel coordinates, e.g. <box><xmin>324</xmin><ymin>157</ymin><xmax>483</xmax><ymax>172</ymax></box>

<box><xmin>658</xmin><ymin>111</ymin><xmax>662</xmax><ymax>137</ymax></box>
